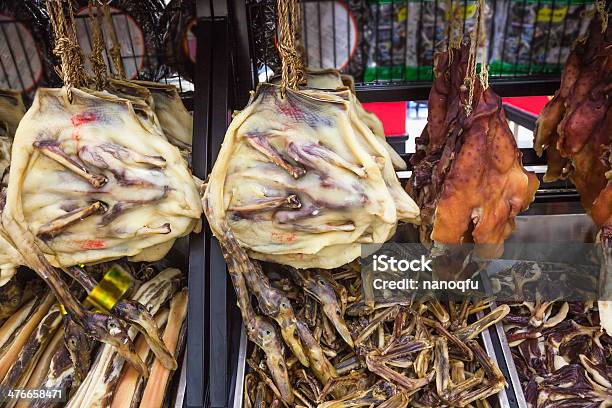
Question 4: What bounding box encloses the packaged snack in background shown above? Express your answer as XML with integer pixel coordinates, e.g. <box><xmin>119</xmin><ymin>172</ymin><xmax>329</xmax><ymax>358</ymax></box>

<box><xmin>490</xmin><ymin>0</ymin><xmax>594</xmax><ymax>76</ymax></box>
<box><xmin>365</xmin><ymin>0</ymin><xmax>491</xmax><ymax>82</ymax></box>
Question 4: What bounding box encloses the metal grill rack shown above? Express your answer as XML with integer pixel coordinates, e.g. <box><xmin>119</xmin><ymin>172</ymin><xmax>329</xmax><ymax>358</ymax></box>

<box><xmin>0</xmin><ymin>2</ymin><xmax>195</xmax><ymax>100</ymax></box>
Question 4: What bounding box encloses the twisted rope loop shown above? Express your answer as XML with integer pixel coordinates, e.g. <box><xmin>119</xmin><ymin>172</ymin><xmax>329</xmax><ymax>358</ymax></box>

<box><xmin>45</xmin><ymin>0</ymin><xmax>87</xmax><ymax>101</ymax></box>
<box><xmin>88</xmin><ymin>1</ymin><xmax>108</xmax><ymax>89</ymax></box>
<box><xmin>101</xmin><ymin>0</ymin><xmax>125</xmax><ymax>79</ymax></box>
<box><xmin>463</xmin><ymin>0</ymin><xmax>488</xmax><ymax>116</ymax></box>
<box><xmin>277</xmin><ymin>0</ymin><xmax>305</xmax><ymax>95</ymax></box>
<box><xmin>596</xmin><ymin>0</ymin><xmax>608</xmax><ymax>33</ymax></box>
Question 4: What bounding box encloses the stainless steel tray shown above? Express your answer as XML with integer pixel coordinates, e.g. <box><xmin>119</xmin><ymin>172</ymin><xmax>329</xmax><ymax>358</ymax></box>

<box><xmin>230</xmin><ymin>318</ymin><xmax>513</xmax><ymax>408</ymax></box>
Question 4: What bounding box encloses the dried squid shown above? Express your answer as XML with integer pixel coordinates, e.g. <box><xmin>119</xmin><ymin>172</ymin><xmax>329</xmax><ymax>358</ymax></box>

<box><xmin>408</xmin><ymin>42</ymin><xmax>539</xmax><ymax>256</ymax></box>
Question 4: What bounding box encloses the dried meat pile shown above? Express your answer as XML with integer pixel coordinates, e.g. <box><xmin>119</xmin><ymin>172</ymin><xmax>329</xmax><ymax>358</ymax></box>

<box><xmin>242</xmin><ymin>262</ymin><xmax>510</xmax><ymax>407</ymax></box>
<box><xmin>408</xmin><ymin>42</ymin><xmax>539</xmax><ymax>257</ymax></box>
<box><xmin>0</xmin><ymin>264</ymin><xmax>187</xmax><ymax>408</ymax></box>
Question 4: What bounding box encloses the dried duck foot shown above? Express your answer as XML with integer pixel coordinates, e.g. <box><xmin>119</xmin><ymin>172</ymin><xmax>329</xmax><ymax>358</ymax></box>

<box><xmin>365</xmin><ymin>348</ymin><xmax>434</xmax><ymax>391</ymax></box>
<box><xmin>37</xmin><ymin>201</ymin><xmax>107</xmax><ymax>240</ymax></box>
<box><xmin>64</xmin><ymin>265</ymin><xmax>177</xmax><ymax>370</ymax></box>
<box><xmin>295</xmin><ymin>320</ymin><xmax>337</xmax><ymax>384</ymax></box>
<box><xmin>217</xmin><ymin>230</ymin><xmax>293</xmax><ymax>403</ymax></box>
<box><xmin>354</xmin><ymin>305</ymin><xmax>400</xmax><ymax>346</ymax></box>
<box><xmin>233</xmin><ymin>247</ymin><xmax>310</xmax><ymax>368</ymax></box>
<box><xmin>1</xmin><ymin>216</ymin><xmax>148</xmax><ymax>377</ymax></box>
<box><xmin>454</xmin><ymin>305</ymin><xmax>510</xmax><ymax>341</ymax></box>
<box><xmin>63</xmin><ymin>315</ymin><xmax>92</xmax><ymax>388</ymax></box>
<box><xmin>421</xmin><ymin>317</ymin><xmax>473</xmax><ymax>361</ymax></box>
<box><xmin>33</xmin><ymin>141</ymin><xmax>107</xmax><ymax>188</ymax></box>
<box><xmin>318</xmin><ymin>381</ymin><xmax>400</xmax><ymax>408</ymax></box>
<box><xmin>287</xmin><ymin>267</ymin><xmax>354</xmax><ymax>347</ymax></box>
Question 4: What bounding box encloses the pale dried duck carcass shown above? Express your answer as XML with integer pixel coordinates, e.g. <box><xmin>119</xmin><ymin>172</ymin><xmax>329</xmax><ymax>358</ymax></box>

<box><xmin>205</xmin><ymin>83</ymin><xmax>418</xmax><ymax>270</ymax></box>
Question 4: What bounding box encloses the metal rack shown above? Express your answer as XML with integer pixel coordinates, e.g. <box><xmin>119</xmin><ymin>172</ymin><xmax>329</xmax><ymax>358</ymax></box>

<box><xmin>0</xmin><ymin>1</ymin><xmax>195</xmax><ymax>98</ymax></box>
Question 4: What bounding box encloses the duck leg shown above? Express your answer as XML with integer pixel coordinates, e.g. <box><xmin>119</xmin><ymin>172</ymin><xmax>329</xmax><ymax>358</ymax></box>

<box><xmin>1</xmin><ymin>215</ymin><xmax>147</xmax><ymax>377</ymax></box>
<box><xmin>63</xmin><ymin>264</ymin><xmax>177</xmax><ymax>370</ymax></box>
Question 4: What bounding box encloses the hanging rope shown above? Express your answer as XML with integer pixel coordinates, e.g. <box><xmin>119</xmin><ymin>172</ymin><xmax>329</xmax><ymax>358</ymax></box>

<box><xmin>45</xmin><ymin>0</ymin><xmax>88</xmax><ymax>101</ymax></box>
<box><xmin>462</xmin><ymin>0</ymin><xmax>487</xmax><ymax>116</ymax></box>
<box><xmin>291</xmin><ymin>0</ymin><xmax>306</xmax><ymax>86</ymax></box>
<box><xmin>596</xmin><ymin>0</ymin><xmax>608</xmax><ymax>33</ymax></box>
<box><xmin>88</xmin><ymin>1</ymin><xmax>108</xmax><ymax>89</ymax></box>
<box><xmin>277</xmin><ymin>0</ymin><xmax>305</xmax><ymax>95</ymax></box>
<box><xmin>100</xmin><ymin>0</ymin><xmax>125</xmax><ymax>79</ymax></box>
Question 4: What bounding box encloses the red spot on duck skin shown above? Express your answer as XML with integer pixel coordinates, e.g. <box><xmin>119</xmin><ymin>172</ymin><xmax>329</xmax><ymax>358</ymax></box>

<box><xmin>71</xmin><ymin>112</ymin><xmax>97</xmax><ymax>127</ymax></box>
<box><xmin>79</xmin><ymin>239</ymin><xmax>106</xmax><ymax>249</ymax></box>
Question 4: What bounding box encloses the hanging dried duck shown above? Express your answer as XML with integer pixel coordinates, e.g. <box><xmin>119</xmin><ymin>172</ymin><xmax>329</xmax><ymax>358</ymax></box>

<box><xmin>534</xmin><ymin>5</ymin><xmax>611</xmax><ymax>223</ymax></box>
<box><xmin>204</xmin><ymin>0</ymin><xmax>421</xmax><ymax>400</ymax></box>
<box><xmin>534</xmin><ymin>4</ymin><xmax>611</xmax><ymax>334</ymax></box>
<box><xmin>0</xmin><ymin>0</ymin><xmax>201</xmax><ymax>377</ymax></box>
<box><xmin>407</xmin><ymin>0</ymin><xmax>538</xmax><ymax>258</ymax></box>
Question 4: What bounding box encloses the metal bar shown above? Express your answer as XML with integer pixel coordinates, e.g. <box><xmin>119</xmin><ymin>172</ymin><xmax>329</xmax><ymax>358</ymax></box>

<box><xmin>0</xmin><ymin>27</ymin><xmax>13</xmax><ymax>88</ymax></box>
<box><xmin>229</xmin><ymin>0</ymin><xmax>255</xmax><ymax>108</ymax></box>
<box><xmin>499</xmin><ymin>0</ymin><xmax>511</xmax><ymax>76</ymax></box>
<box><xmin>375</xmin><ymin>0</ymin><xmax>380</xmax><ymax>81</ymax></box>
<box><xmin>355</xmin><ymin>78</ymin><xmax>561</xmax><ymax>102</ymax></box>
<box><xmin>513</xmin><ymin>0</ymin><xmax>528</xmax><ymax>77</ymax></box>
<box><xmin>122</xmin><ymin>13</ymin><xmax>138</xmax><ymax>77</ymax></box>
<box><xmin>526</xmin><ymin>0</ymin><xmax>542</xmax><ymax>75</ymax></box>
<box><xmin>208</xmin><ymin>16</ymin><xmax>232</xmax><ymax>408</ymax></box>
<box><xmin>332</xmin><ymin>0</ymin><xmax>337</xmax><ymax>68</ymax></box>
<box><xmin>503</xmin><ymin>103</ymin><xmax>538</xmax><ymax>131</ymax></box>
<box><xmin>556</xmin><ymin>0</ymin><xmax>572</xmax><ymax>68</ymax></box>
<box><xmin>416</xmin><ymin>0</ymin><xmax>424</xmax><ymax>80</ymax></box>
<box><xmin>317</xmin><ymin>1</ymin><xmax>323</xmax><ymax>68</ymax></box>
<box><xmin>186</xmin><ymin>11</ymin><xmax>213</xmax><ymax>408</ymax></box>
<box><xmin>542</xmin><ymin>0</ymin><xmax>558</xmax><ymax>74</ymax></box>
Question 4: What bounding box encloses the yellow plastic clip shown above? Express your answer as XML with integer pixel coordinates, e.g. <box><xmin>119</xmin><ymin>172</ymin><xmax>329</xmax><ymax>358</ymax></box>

<box><xmin>85</xmin><ymin>264</ymin><xmax>133</xmax><ymax>312</ymax></box>
<box><xmin>59</xmin><ymin>304</ymin><xmax>67</xmax><ymax>315</ymax></box>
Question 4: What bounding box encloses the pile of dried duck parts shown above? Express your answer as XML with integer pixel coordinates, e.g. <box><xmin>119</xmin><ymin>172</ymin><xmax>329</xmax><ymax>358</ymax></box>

<box><xmin>0</xmin><ymin>44</ymin><xmax>199</xmax><ymax>408</ymax></box>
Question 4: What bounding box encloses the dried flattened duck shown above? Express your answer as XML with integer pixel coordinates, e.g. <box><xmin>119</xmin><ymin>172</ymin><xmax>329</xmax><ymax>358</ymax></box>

<box><xmin>0</xmin><ymin>89</ymin><xmax>25</xmax><ymax>181</ymax></box>
<box><xmin>4</xmin><ymin>87</ymin><xmax>202</xmax><ymax>267</ymax></box>
<box><xmin>408</xmin><ymin>42</ymin><xmax>538</xmax><ymax>257</ymax></box>
<box><xmin>0</xmin><ymin>87</ymin><xmax>201</xmax><ymax>375</ymax></box>
<box><xmin>205</xmin><ymin>83</ymin><xmax>418</xmax><ymax>270</ymax></box>
<box><xmin>0</xmin><ymin>90</ymin><xmax>26</xmax><ymax>286</ymax></box>
<box><xmin>132</xmin><ymin>80</ymin><xmax>193</xmax><ymax>151</ymax></box>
